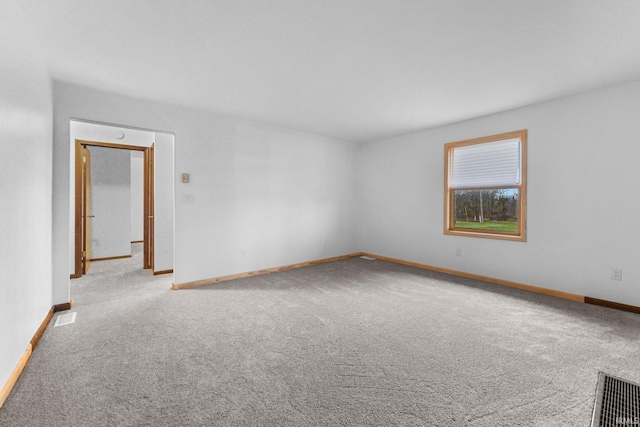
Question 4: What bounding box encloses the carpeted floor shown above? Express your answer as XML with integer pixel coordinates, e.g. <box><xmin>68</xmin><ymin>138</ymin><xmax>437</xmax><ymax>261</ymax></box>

<box><xmin>2</xmin><ymin>243</ymin><xmax>640</xmax><ymax>426</ymax></box>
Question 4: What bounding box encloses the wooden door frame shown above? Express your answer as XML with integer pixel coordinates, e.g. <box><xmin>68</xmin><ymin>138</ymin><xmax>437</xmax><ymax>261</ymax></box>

<box><xmin>72</xmin><ymin>139</ymin><xmax>153</xmax><ymax>278</ymax></box>
<box><xmin>82</xmin><ymin>146</ymin><xmax>92</xmax><ymax>274</ymax></box>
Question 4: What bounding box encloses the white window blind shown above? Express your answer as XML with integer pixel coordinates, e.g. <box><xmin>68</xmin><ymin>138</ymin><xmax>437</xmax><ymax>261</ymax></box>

<box><xmin>450</xmin><ymin>138</ymin><xmax>521</xmax><ymax>188</ymax></box>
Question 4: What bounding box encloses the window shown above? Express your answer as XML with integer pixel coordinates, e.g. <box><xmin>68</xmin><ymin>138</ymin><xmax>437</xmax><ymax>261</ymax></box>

<box><xmin>444</xmin><ymin>129</ymin><xmax>527</xmax><ymax>241</ymax></box>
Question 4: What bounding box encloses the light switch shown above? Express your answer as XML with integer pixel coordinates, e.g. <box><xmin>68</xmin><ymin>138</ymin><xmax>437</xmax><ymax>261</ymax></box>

<box><xmin>181</xmin><ymin>173</ymin><xmax>190</xmax><ymax>183</ymax></box>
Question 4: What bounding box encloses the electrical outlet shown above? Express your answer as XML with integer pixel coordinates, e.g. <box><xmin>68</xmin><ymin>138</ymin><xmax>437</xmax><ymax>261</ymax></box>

<box><xmin>611</xmin><ymin>268</ymin><xmax>622</xmax><ymax>281</ymax></box>
<box><xmin>456</xmin><ymin>248</ymin><xmax>462</xmax><ymax>257</ymax></box>
<box><xmin>240</xmin><ymin>250</ymin><xmax>246</xmax><ymax>258</ymax></box>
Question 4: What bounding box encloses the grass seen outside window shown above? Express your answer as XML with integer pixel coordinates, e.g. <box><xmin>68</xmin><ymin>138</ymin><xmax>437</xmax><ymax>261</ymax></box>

<box><xmin>453</xmin><ymin>221</ymin><xmax>518</xmax><ymax>232</ymax></box>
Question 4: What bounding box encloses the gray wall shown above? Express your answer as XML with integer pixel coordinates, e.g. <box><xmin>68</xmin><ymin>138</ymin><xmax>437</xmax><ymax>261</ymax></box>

<box><xmin>130</xmin><ymin>151</ymin><xmax>144</xmax><ymax>242</ymax></box>
<box><xmin>52</xmin><ymin>78</ymin><xmax>640</xmax><ymax>308</ymax></box>
<box><xmin>359</xmin><ymin>79</ymin><xmax>640</xmax><ymax>307</ymax></box>
<box><xmin>153</xmin><ymin>133</ymin><xmax>174</xmax><ymax>272</ymax></box>
<box><xmin>52</xmin><ymin>82</ymin><xmax>360</xmax><ymax>304</ymax></box>
<box><xmin>90</xmin><ymin>146</ymin><xmax>131</xmax><ymax>259</ymax></box>
<box><xmin>0</xmin><ymin>0</ymin><xmax>53</xmax><ymax>396</ymax></box>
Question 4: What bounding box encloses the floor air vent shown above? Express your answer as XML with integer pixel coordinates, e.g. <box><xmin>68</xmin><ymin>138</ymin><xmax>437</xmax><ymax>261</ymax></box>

<box><xmin>53</xmin><ymin>312</ymin><xmax>77</xmax><ymax>327</ymax></box>
<box><xmin>592</xmin><ymin>372</ymin><xmax>640</xmax><ymax>426</ymax></box>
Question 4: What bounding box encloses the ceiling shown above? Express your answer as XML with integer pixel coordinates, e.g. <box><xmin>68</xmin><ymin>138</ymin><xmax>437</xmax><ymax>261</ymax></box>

<box><xmin>20</xmin><ymin>0</ymin><xmax>640</xmax><ymax>143</ymax></box>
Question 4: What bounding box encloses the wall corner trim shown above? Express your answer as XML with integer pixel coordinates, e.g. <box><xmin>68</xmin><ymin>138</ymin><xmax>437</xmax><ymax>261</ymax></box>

<box><xmin>0</xmin><ymin>300</ymin><xmax>73</xmax><ymax>409</ymax></box>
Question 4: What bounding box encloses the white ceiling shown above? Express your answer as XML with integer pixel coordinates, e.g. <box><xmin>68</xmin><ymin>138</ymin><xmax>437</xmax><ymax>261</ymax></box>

<box><xmin>20</xmin><ymin>0</ymin><xmax>640</xmax><ymax>143</ymax></box>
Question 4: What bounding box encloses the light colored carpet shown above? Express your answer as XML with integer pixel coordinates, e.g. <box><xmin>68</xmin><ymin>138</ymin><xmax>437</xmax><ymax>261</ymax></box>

<box><xmin>2</xmin><ymin>243</ymin><xmax>639</xmax><ymax>426</ymax></box>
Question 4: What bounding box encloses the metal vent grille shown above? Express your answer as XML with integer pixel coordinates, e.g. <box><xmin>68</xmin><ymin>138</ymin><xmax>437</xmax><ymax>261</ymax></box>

<box><xmin>53</xmin><ymin>312</ymin><xmax>76</xmax><ymax>327</ymax></box>
<box><xmin>592</xmin><ymin>372</ymin><xmax>640</xmax><ymax>427</ymax></box>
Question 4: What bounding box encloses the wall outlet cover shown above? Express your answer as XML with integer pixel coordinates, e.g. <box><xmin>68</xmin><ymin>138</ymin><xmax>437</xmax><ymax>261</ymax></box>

<box><xmin>611</xmin><ymin>268</ymin><xmax>622</xmax><ymax>281</ymax></box>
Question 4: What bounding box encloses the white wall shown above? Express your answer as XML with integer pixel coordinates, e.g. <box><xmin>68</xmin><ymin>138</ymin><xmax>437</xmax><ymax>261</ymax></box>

<box><xmin>0</xmin><ymin>0</ymin><xmax>53</xmax><ymax>398</ymax></box>
<box><xmin>90</xmin><ymin>146</ymin><xmax>131</xmax><ymax>259</ymax></box>
<box><xmin>52</xmin><ymin>82</ymin><xmax>359</xmax><ymax>301</ymax></box>
<box><xmin>130</xmin><ymin>151</ymin><xmax>144</xmax><ymax>242</ymax></box>
<box><xmin>360</xmin><ymin>79</ymin><xmax>640</xmax><ymax>307</ymax></box>
<box><xmin>153</xmin><ymin>132</ymin><xmax>174</xmax><ymax>272</ymax></box>
<box><xmin>70</xmin><ymin>121</ymin><xmax>155</xmax><ymax>145</ymax></box>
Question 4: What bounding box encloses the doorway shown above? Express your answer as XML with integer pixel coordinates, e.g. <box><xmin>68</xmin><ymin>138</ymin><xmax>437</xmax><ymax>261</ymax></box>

<box><xmin>72</xmin><ymin>140</ymin><xmax>153</xmax><ymax>277</ymax></box>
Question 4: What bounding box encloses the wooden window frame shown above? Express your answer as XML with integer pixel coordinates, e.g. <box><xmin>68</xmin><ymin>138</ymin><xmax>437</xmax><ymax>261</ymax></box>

<box><xmin>444</xmin><ymin>129</ymin><xmax>527</xmax><ymax>242</ymax></box>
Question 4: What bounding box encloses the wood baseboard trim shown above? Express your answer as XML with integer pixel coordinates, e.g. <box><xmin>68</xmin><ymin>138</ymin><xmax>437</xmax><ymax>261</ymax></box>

<box><xmin>131</xmin><ymin>240</ymin><xmax>144</xmax><ymax>243</ymax></box>
<box><xmin>90</xmin><ymin>255</ymin><xmax>132</xmax><ymax>262</ymax></box>
<box><xmin>172</xmin><ymin>253</ymin><xmax>363</xmax><ymax>290</ymax></box>
<box><xmin>0</xmin><ymin>344</ymin><xmax>32</xmax><ymax>409</ymax></box>
<box><xmin>30</xmin><ymin>308</ymin><xmax>54</xmax><ymax>349</ymax></box>
<box><xmin>53</xmin><ymin>300</ymin><xmax>73</xmax><ymax>312</ymax></box>
<box><xmin>584</xmin><ymin>297</ymin><xmax>640</xmax><ymax>314</ymax></box>
<box><xmin>361</xmin><ymin>252</ymin><xmax>586</xmax><ymax>303</ymax></box>
<box><xmin>1</xmin><ymin>299</ymin><xmax>72</xmax><ymax>409</ymax></box>
<box><xmin>169</xmin><ymin>251</ymin><xmax>639</xmax><ymax>314</ymax></box>
<box><xmin>153</xmin><ymin>269</ymin><xmax>173</xmax><ymax>276</ymax></box>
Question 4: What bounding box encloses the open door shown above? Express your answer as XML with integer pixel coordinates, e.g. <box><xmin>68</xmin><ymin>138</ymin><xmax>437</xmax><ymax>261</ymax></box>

<box><xmin>143</xmin><ymin>144</ymin><xmax>154</xmax><ymax>270</ymax></box>
<box><xmin>82</xmin><ymin>146</ymin><xmax>92</xmax><ymax>274</ymax></box>
<box><xmin>73</xmin><ymin>139</ymin><xmax>154</xmax><ymax>278</ymax></box>
<box><xmin>73</xmin><ymin>141</ymin><xmax>95</xmax><ymax>278</ymax></box>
